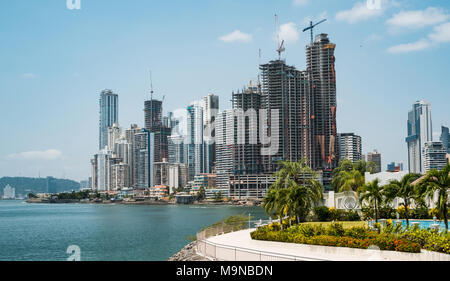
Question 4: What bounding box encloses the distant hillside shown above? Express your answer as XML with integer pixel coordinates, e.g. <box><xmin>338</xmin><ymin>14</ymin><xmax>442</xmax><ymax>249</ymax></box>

<box><xmin>0</xmin><ymin>177</ymin><xmax>80</xmax><ymax>196</ymax></box>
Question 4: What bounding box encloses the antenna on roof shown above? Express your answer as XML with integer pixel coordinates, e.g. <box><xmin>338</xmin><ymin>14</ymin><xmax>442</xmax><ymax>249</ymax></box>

<box><xmin>150</xmin><ymin>70</ymin><xmax>154</xmax><ymax>101</ymax></box>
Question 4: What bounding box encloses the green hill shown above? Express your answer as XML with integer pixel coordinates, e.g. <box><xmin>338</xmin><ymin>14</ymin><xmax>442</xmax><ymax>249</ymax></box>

<box><xmin>0</xmin><ymin>177</ymin><xmax>80</xmax><ymax>196</ymax></box>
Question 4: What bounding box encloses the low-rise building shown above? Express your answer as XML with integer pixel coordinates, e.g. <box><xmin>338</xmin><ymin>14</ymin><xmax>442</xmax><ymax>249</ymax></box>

<box><xmin>2</xmin><ymin>185</ymin><xmax>15</xmax><ymax>199</ymax></box>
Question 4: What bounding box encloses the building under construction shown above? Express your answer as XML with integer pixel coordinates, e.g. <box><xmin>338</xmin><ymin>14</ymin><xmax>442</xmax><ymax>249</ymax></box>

<box><xmin>216</xmin><ymin>33</ymin><xmax>338</xmax><ymax>198</ymax></box>
<box><xmin>306</xmin><ymin>33</ymin><xmax>338</xmax><ymax>177</ymax></box>
<box><xmin>260</xmin><ymin>60</ymin><xmax>312</xmax><ymax>172</ymax></box>
<box><xmin>144</xmin><ymin>99</ymin><xmax>171</xmax><ymax>163</ymax></box>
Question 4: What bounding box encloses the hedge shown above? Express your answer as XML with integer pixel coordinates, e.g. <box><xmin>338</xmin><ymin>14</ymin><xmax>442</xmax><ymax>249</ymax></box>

<box><xmin>250</xmin><ymin>224</ymin><xmax>421</xmax><ymax>253</ymax></box>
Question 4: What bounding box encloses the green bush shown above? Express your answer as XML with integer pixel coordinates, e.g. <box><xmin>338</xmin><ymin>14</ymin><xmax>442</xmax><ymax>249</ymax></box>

<box><xmin>327</xmin><ymin>222</ymin><xmax>345</xmax><ymax>237</ymax></box>
<box><xmin>314</xmin><ymin>206</ymin><xmax>331</xmax><ymax>222</ymax></box>
<box><xmin>250</xmin><ymin>226</ymin><xmax>421</xmax><ymax>253</ymax></box>
<box><xmin>346</xmin><ymin>210</ymin><xmax>361</xmax><ymax>221</ymax></box>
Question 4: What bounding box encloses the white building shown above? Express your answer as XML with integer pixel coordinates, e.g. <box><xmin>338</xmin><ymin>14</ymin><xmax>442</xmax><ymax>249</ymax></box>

<box><xmin>422</xmin><ymin>141</ymin><xmax>447</xmax><ymax>173</ymax></box>
<box><xmin>2</xmin><ymin>185</ymin><xmax>15</xmax><ymax>199</ymax></box>
<box><xmin>406</xmin><ymin>100</ymin><xmax>433</xmax><ymax>174</ymax></box>
<box><xmin>337</xmin><ymin>133</ymin><xmax>362</xmax><ymax>163</ymax></box>
<box><xmin>365</xmin><ymin>171</ymin><xmax>409</xmax><ymax>186</ymax></box>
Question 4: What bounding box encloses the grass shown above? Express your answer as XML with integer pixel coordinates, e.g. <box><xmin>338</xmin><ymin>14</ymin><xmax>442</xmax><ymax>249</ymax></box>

<box><xmin>301</xmin><ymin>221</ymin><xmax>367</xmax><ymax>229</ymax></box>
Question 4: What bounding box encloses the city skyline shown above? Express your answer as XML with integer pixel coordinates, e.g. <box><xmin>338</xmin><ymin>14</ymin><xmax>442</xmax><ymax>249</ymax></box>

<box><xmin>1</xmin><ymin>0</ymin><xmax>449</xmax><ymax>181</ymax></box>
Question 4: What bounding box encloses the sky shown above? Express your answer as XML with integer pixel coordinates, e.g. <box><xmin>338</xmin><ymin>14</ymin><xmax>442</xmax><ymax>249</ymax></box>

<box><xmin>0</xmin><ymin>0</ymin><xmax>449</xmax><ymax>181</ymax></box>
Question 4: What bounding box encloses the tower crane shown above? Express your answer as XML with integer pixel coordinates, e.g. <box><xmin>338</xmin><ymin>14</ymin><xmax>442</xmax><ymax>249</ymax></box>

<box><xmin>302</xmin><ymin>19</ymin><xmax>327</xmax><ymax>44</ymax></box>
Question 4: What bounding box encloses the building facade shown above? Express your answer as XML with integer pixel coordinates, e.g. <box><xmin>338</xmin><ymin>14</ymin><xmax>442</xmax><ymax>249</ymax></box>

<box><xmin>441</xmin><ymin>126</ymin><xmax>450</xmax><ymax>154</ymax></box>
<box><xmin>406</xmin><ymin>100</ymin><xmax>433</xmax><ymax>174</ymax></box>
<box><xmin>422</xmin><ymin>141</ymin><xmax>447</xmax><ymax>173</ymax></box>
<box><xmin>367</xmin><ymin>150</ymin><xmax>382</xmax><ymax>173</ymax></box>
<box><xmin>337</xmin><ymin>133</ymin><xmax>362</xmax><ymax>163</ymax></box>
<box><xmin>99</xmin><ymin>89</ymin><xmax>118</xmax><ymax>150</ymax></box>
<box><xmin>306</xmin><ymin>34</ymin><xmax>338</xmax><ymax>174</ymax></box>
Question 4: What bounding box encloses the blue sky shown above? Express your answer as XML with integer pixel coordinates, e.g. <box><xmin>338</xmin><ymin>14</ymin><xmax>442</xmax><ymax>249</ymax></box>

<box><xmin>0</xmin><ymin>0</ymin><xmax>449</xmax><ymax>181</ymax></box>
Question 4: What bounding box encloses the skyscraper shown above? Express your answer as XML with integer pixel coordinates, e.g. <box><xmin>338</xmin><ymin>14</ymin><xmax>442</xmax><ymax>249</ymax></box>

<box><xmin>260</xmin><ymin>60</ymin><xmax>312</xmax><ymax>172</ymax></box>
<box><xmin>367</xmin><ymin>150</ymin><xmax>382</xmax><ymax>173</ymax></box>
<box><xmin>168</xmin><ymin>134</ymin><xmax>185</xmax><ymax>164</ymax></box>
<box><xmin>99</xmin><ymin>90</ymin><xmax>118</xmax><ymax>150</ymax></box>
<box><xmin>306</xmin><ymin>34</ymin><xmax>338</xmax><ymax>173</ymax></box>
<box><xmin>337</xmin><ymin>133</ymin><xmax>362</xmax><ymax>163</ymax></box>
<box><xmin>186</xmin><ymin>103</ymin><xmax>204</xmax><ymax>180</ymax></box>
<box><xmin>215</xmin><ymin>109</ymin><xmax>234</xmax><ymax>189</ymax></box>
<box><xmin>440</xmin><ymin>126</ymin><xmax>450</xmax><ymax>153</ymax></box>
<box><xmin>134</xmin><ymin>129</ymin><xmax>154</xmax><ymax>189</ymax></box>
<box><xmin>231</xmin><ymin>81</ymin><xmax>263</xmax><ymax>175</ymax></box>
<box><xmin>406</xmin><ymin>100</ymin><xmax>433</xmax><ymax>174</ymax></box>
<box><xmin>144</xmin><ymin>98</ymin><xmax>171</xmax><ymax>163</ymax></box>
<box><xmin>201</xmin><ymin>94</ymin><xmax>219</xmax><ymax>174</ymax></box>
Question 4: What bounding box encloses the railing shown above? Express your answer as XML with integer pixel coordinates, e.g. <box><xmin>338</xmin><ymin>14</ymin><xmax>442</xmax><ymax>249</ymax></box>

<box><xmin>195</xmin><ymin>219</ymin><xmax>328</xmax><ymax>261</ymax></box>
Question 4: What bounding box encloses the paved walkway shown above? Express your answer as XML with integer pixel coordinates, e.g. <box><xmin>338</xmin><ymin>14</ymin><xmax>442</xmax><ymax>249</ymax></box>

<box><xmin>204</xmin><ymin>229</ymin><xmax>450</xmax><ymax>261</ymax></box>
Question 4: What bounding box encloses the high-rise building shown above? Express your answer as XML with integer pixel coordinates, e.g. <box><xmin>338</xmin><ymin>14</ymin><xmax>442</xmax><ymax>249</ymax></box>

<box><xmin>337</xmin><ymin>133</ymin><xmax>362</xmax><ymax>163</ymax></box>
<box><xmin>260</xmin><ymin>60</ymin><xmax>312</xmax><ymax>172</ymax></box>
<box><xmin>406</xmin><ymin>100</ymin><xmax>433</xmax><ymax>174</ymax></box>
<box><xmin>107</xmin><ymin>123</ymin><xmax>122</xmax><ymax>151</ymax></box>
<box><xmin>231</xmin><ymin>81</ymin><xmax>263</xmax><ymax>175</ymax></box>
<box><xmin>125</xmin><ymin>124</ymin><xmax>142</xmax><ymax>188</ymax></box>
<box><xmin>215</xmin><ymin>109</ymin><xmax>234</xmax><ymax>189</ymax></box>
<box><xmin>367</xmin><ymin>150</ymin><xmax>382</xmax><ymax>173</ymax></box>
<box><xmin>306</xmin><ymin>34</ymin><xmax>338</xmax><ymax>173</ymax></box>
<box><xmin>423</xmin><ymin>141</ymin><xmax>447</xmax><ymax>173</ymax></box>
<box><xmin>111</xmin><ymin>163</ymin><xmax>130</xmax><ymax>190</ymax></box>
<box><xmin>186</xmin><ymin>103</ymin><xmax>204</xmax><ymax>180</ymax></box>
<box><xmin>201</xmin><ymin>94</ymin><xmax>219</xmax><ymax>174</ymax></box>
<box><xmin>168</xmin><ymin>134</ymin><xmax>185</xmax><ymax>164</ymax></box>
<box><xmin>96</xmin><ymin>148</ymin><xmax>113</xmax><ymax>191</ymax></box>
<box><xmin>440</xmin><ymin>126</ymin><xmax>450</xmax><ymax>153</ymax></box>
<box><xmin>99</xmin><ymin>89</ymin><xmax>118</xmax><ymax>150</ymax></box>
<box><xmin>144</xmin><ymin>98</ymin><xmax>171</xmax><ymax>163</ymax></box>
<box><xmin>134</xmin><ymin>129</ymin><xmax>155</xmax><ymax>189</ymax></box>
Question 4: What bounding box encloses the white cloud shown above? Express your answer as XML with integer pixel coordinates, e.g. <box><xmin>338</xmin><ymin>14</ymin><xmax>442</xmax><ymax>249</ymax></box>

<box><xmin>429</xmin><ymin>22</ymin><xmax>450</xmax><ymax>43</ymax></box>
<box><xmin>219</xmin><ymin>30</ymin><xmax>252</xmax><ymax>43</ymax></box>
<box><xmin>21</xmin><ymin>73</ymin><xmax>36</xmax><ymax>79</ymax></box>
<box><xmin>276</xmin><ymin>22</ymin><xmax>299</xmax><ymax>43</ymax></box>
<box><xmin>8</xmin><ymin>149</ymin><xmax>63</xmax><ymax>160</ymax></box>
<box><xmin>387</xmin><ymin>22</ymin><xmax>450</xmax><ymax>54</ymax></box>
<box><xmin>387</xmin><ymin>39</ymin><xmax>431</xmax><ymax>53</ymax></box>
<box><xmin>335</xmin><ymin>1</ymin><xmax>384</xmax><ymax>24</ymax></box>
<box><xmin>293</xmin><ymin>0</ymin><xmax>308</xmax><ymax>6</ymax></box>
<box><xmin>386</xmin><ymin>7</ymin><xmax>449</xmax><ymax>29</ymax></box>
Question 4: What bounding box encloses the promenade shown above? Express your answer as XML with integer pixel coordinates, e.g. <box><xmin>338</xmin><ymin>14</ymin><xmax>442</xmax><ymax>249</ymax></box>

<box><xmin>199</xmin><ymin>229</ymin><xmax>450</xmax><ymax>261</ymax></box>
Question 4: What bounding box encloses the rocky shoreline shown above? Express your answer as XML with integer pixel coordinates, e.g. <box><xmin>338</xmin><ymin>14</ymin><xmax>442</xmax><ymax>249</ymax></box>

<box><xmin>168</xmin><ymin>241</ymin><xmax>209</xmax><ymax>261</ymax></box>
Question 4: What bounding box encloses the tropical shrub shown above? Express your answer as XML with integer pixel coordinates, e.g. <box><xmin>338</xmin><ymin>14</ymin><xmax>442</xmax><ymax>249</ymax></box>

<box><xmin>250</xmin><ymin>225</ymin><xmax>421</xmax><ymax>253</ymax></box>
<box><xmin>314</xmin><ymin>206</ymin><xmax>331</xmax><ymax>221</ymax></box>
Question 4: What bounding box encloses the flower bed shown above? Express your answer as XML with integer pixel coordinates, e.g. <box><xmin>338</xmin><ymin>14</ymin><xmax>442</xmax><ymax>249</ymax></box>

<box><xmin>250</xmin><ymin>223</ymin><xmax>425</xmax><ymax>253</ymax></box>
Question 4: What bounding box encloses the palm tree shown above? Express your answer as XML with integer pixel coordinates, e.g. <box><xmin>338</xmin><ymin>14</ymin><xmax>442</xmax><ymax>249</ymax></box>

<box><xmin>263</xmin><ymin>160</ymin><xmax>323</xmax><ymax>227</ymax></box>
<box><xmin>358</xmin><ymin>179</ymin><xmax>384</xmax><ymax>223</ymax></box>
<box><xmin>384</xmin><ymin>173</ymin><xmax>421</xmax><ymax>227</ymax></box>
<box><xmin>336</xmin><ymin>169</ymin><xmax>365</xmax><ymax>192</ymax></box>
<box><xmin>332</xmin><ymin>160</ymin><xmax>376</xmax><ymax>192</ymax></box>
<box><xmin>263</xmin><ymin>188</ymin><xmax>289</xmax><ymax>230</ymax></box>
<box><xmin>417</xmin><ymin>164</ymin><xmax>450</xmax><ymax>230</ymax></box>
<box><xmin>288</xmin><ymin>181</ymin><xmax>322</xmax><ymax>223</ymax></box>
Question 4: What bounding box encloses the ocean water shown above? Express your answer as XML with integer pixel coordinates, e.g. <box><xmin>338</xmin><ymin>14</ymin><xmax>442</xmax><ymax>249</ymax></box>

<box><xmin>0</xmin><ymin>200</ymin><xmax>266</xmax><ymax>261</ymax></box>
